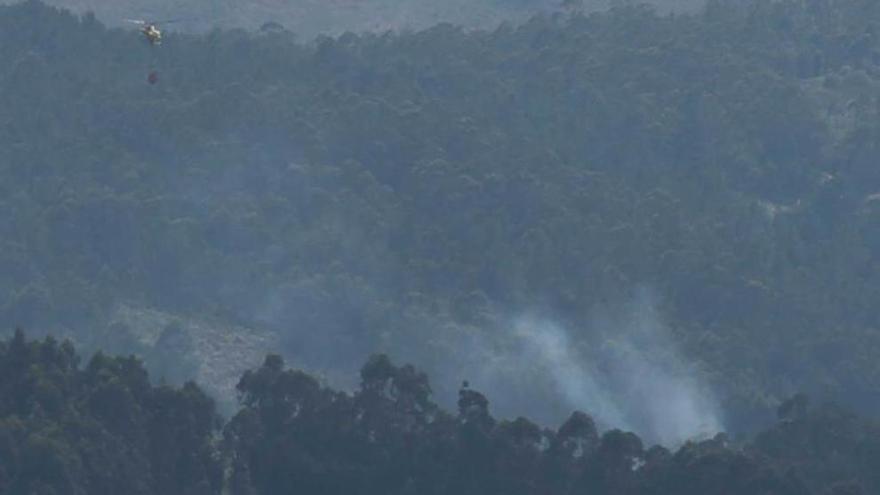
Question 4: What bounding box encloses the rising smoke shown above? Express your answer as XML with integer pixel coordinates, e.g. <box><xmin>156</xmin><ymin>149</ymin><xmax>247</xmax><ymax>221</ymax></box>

<box><xmin>245</xmin><ymin>279</ymin><xmax>726</xmax><ymax>446</ymax></box>
<box><xmin>144</xmin><ymin>127</ymin><xmax>724</xmax><ymax>446</ymax></box>
<box><xmin>446</xmin><ymin>289</ymin><xmax>724</xmax><ymax>446</ymax></box>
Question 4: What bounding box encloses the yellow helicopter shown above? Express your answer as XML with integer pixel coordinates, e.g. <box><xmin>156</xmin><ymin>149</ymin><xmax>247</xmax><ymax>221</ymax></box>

<box><xmin>125</xmin><ymin>18</ymin><xmax>190</xmax><ymax>45</ymax></box>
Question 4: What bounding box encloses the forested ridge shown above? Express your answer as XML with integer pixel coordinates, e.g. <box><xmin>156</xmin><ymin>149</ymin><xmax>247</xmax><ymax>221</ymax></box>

<box><xmin>4</xmin><ymin>331</ymin><xmax>880</xmax><ymax>495</ymax></box>
<box><xmin>0</xmin><ymin>0</ymin><xmax>704</xmax><ymax>38</ymax></box>
<box><xmin>4</xmin><ymin>0</ymin><xmax>880</xmax><ymax>470</ymax></box>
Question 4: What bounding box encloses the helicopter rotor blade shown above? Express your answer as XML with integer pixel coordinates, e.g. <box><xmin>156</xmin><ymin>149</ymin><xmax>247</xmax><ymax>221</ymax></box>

<box><xmin>153</xmin><ymin>17</ymin><xmax>198</xmax><ymax>25</ymax></box>
<box><xmin>124</xmin><ymin>19</ymin><xmax>148</xmax><ymax>25</ymax></box>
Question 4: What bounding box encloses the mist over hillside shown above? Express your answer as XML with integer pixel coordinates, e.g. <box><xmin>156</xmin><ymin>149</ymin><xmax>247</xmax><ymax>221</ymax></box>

<box><xmin>0</xmin><ymin>0</ymin><xmax>705</xmax><ymax>36</ymax></box>
<box><xmin>6</xmin><ymin>0</ymin><xmax>880</xmax><ymax>452</ymax></box>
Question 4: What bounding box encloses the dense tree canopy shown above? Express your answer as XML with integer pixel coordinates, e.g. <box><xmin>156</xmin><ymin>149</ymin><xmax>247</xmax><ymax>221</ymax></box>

<box><xmin>4</xmin><ymin>0</ymin><xmax>880</xmax><ymax>453</ymax></box>
<box><xmin>0</xmin><ymin>330</ymin><xmax>221</xmax><ymax>495</ymax></box>
<box><xmin>6</xmin><ymin>332</ymin><xmax>880</xmax><ymax>494</ymax></box>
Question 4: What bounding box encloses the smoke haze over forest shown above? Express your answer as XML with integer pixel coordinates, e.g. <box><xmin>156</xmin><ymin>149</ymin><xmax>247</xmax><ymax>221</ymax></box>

<box><xmin>0</xmin><ymin>0</ymin><xmax>705</xmax><ymax>37</ymax></box>
<box><xmin>7</xmin><ymin>4</ymin><xmax>880</xmax><ymax>492</ymax></box>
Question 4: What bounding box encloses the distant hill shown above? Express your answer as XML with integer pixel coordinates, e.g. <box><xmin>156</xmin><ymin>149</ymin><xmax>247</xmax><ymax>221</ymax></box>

<box><xmin>0</xmin><ymin>0</ymin><xmax>705</xmax><ymax>37</ymax></box>
<box><xmin>5</xmin><ymin>0</ymin><xmax>880</xmax><ymax>445</ymax></box>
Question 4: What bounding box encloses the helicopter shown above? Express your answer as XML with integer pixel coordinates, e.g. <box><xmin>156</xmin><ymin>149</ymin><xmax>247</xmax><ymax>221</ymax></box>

<box><xmin>125</xmin><ymin>18</ymin><xmax>190</xmax><ymax>45</ymax></box>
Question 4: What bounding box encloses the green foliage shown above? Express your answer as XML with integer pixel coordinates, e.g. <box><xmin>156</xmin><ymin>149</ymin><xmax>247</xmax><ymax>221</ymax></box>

<box><xmin>5</xmin><ymin>0</ymin><xmax>880</xmax><ymax>444</ymax></box>
<box><xmin>225</xmin><ymin>351</ymin><xmax>876</xmax><ymax>495</ymax></box>
<box><xmin>0</xmin><ymin>330</ymin><xmax>222</xmax><ymax>495</ymax></box>
<box><xmin>7</xmin><ymin>331</ymin><xmax>880</xmax><ymax>494</ymax></box>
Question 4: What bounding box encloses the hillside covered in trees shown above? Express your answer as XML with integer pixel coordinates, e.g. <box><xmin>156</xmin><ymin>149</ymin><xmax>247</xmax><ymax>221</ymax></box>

<box><xmin>4</xmin><ymin>331</ymin><xmax>880</xmax><ymax>495</ymax></box>
<box><xmin>5</xmin><ymin>0</ymin><xmax>880</xmax><ymax>447</ymax></box>
<box><xmin>0</xmin><ymin>0</ymin><xmax>705</xmax><ymax>38</ymax></box>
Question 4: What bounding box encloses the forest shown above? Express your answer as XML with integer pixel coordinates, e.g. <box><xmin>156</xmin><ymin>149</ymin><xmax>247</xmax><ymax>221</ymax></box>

<box><xmin>3</xmin><ymin>330</ymin><xmax>879</xmax><ymax>494</ymax></box>
<box><xmin>0</xmin><ymin>0</ymin><xmax>705</xmax><ymax>38</ymax></box>
<box><xmin>4</xmin><ymin>0</ymin><xmax>880</xmax><ymax>490</ymax></box>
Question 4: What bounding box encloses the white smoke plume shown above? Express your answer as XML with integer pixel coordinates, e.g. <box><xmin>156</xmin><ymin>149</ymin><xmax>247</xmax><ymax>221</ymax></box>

<box><xmin>450</xmin><ymin>289</ymin><xmax>724</xmax><ymax>446</ymax></box>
